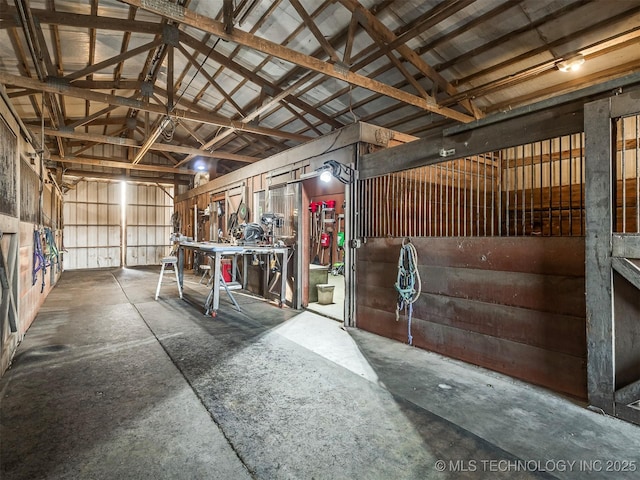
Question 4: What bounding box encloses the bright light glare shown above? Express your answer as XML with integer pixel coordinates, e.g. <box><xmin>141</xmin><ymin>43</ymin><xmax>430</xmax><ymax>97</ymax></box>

<box><xmin>196</xmin><ymin>164</ymin><xmax>206</xmax><ymax>171</ymax></box>
<box><xmin>320</xmin><ymin>170</ymin><xmax>332</xmax><ymax>182</ymax></box>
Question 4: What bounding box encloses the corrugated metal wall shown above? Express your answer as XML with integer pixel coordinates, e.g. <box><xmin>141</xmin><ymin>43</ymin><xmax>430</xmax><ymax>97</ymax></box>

<box><xmin>63</xmin><ymin>180</ymin><xmax>121</xmax><ymax>269</ymax></box>
<box><xmin>125</xmin><ymin>183</ymin><xmax>173</xmax><ymax>266</ymax></box>
<box><xmin>63</xmin><ymin>180</ymin><xmax>174</xmax><ymax>269</ymax></box>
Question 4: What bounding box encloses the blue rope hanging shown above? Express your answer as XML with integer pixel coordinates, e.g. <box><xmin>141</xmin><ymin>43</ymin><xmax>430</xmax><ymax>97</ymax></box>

<box><xmin>394</xmin><ymin>238</ymin><xmax>421</xmax><ymax>345</ymax></box>
<box><xmin>32</xmin><ymin>229</ymin><xmax>48</xmax><ymax>293</ymax></box>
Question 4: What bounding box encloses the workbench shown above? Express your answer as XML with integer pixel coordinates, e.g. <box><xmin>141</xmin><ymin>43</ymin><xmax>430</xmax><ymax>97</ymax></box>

<box><xmin>178</xmin><ymin>241</ymin><xmax>289</xmax><ymax>317</ymax></box>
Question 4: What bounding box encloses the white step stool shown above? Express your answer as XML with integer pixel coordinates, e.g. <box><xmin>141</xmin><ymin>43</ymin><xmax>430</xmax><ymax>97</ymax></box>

<box><xmin>155</xmin><ymin>256</ymin><xmax>183</xmax><ymax>300</ymax></box>
<box><xmin>199</xmin><ymin>263</ymin><xmax>212</xmax><ymax>285</ymax></box>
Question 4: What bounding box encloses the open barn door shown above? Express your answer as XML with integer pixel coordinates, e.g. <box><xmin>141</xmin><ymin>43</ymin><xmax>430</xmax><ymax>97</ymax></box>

<box><xmin>585</xmin><ymin>92</ymin><xmax>640</xmax><ymax>425</ymax></box>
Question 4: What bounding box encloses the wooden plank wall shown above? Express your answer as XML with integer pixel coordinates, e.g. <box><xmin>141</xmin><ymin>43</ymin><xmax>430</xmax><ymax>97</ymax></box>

<box><xmin>356</xmin><ymin>236</ymin><xmax>587</xmax><ymax>399</ymax></box>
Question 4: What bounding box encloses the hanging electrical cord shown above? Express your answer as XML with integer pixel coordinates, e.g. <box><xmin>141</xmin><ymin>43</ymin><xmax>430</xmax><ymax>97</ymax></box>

<box><xmin>175</xmin><ymin>38</ymin><xmax>221</xmax><ymax>109</ymax></box>
<box><xmin>394</xmin><ymin>238</ymin><xmax>421</xmax><ymax>346</ymax></box>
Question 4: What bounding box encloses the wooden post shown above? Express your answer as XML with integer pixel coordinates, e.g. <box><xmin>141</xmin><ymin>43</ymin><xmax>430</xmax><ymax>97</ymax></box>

<box><xmin>584</xmin><ymin>98</ymin><xmax>615</xmax><ymax>413</ymax></box>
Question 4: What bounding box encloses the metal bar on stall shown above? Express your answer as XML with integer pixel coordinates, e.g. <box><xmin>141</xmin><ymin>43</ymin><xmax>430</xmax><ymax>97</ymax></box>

<box><xmin>548</xmin><ymin>139</ymin><xmax>553</xmax><ymax>236</ymax></box>
<box><xmin>475</xmin><ymin>155</ymin><xmax>480</xmax><ymax>236</ymax></box>
<box><xmin>491</xmin><ymin>154</ymin><xmax>496</xmax><ymax>236</ymax></box>
<box><xmin>456</xmin><ymin>160</ymin><xmax>460</xmax><ymax>236</ymax></box>
<box><xmin>365</xmin><ymin>179</ymin><xmax>370</xmax><ymax>238</ymax></box>
<box><xmin>580</xmin><ymin>132</ymin><xmax>584</xmax><ymax>235</ymax></box>
<box><xmin>420</xmin><ymin>167</ymin><xmax>425</xmax><ymax>237</ymax></box>
<box><xmin>451</xmin><ymin>161</ymin><xmax>455</xmax><ymax>236</ymax></box>
<box><xmin>469</xmin><ymin>160</ymin><xmax>474</xmax><ymax>236</ymax></box>
<box><xmin>559</xmin><ymin>135</ymin><xmax>564</xmax><ymax>236</ymax></box>
<box><xmin>504</xmin><ymin>149</ymin><xmax>509</xmax><ymax>236</ymax></box>
<box><xmin>622</xmin><ymin>118</ymin><xmax>627</xmax><ymax>233</ymax></box>
<box><xmin>402</xmin><ymin>171</ymin><xmax>407</xmax><ymax>238</ymax></box>
<box><xmin>428</xmin><ymin>166</ymin><xmax>432</xmax><ymax>236</ymax></box>
<box><xmin>520</xmin><ymin>145</ymin><xmax>527</xmax><ymax>235</ymax></box>
<box><xmin>444</xmin><ymin>162</ymin><xmax>448</xmax><ymax>237</ymax></box>
<box><xmin>636</xmin><ymin>116</ymin><xmax>640</xmax><ymax>233</ymax></box>
<box><xmin>463</xmin><ymin>158</ymin><xmax>468</xmax><ymax>236</ymax></box>
<box><xmin>390</xmin><ymin>174</ymin><xmax>395</xmax><ymax>237</ymax></box>
<box><xmin>539</xmin><ymin>141</ymin><xmax>544</xmax><ymax>236</ymax></box>
<box><xmin>529</xmin><ymin>144</ymin><xmax>534</xmax><ymax>235</ymax></box>
<box><xmin>512</xmin><ymin>148</ymin><xmax>517</xmax><ymax>236</ymax></box>
<box><xmin>376</xmin><ymin>177</ymin><xmax>380</xmax><ymax>237</ymax></box>
<box><xmin>408</xmin><ymin>170</ymin><xmax>412</xmax><ymax>237</ymax></box>
<box><xmin>400</xmin><ymin>172</ymin><xmax>405</xmax><ymax>237</ymax></box>
<box><xmin>569</xmin><ymin>135</ymin><xmax>574</xmax><ymax>235</ymax></box>
<box><xmin>397</xmin><ymin>172</ymin><xmax>401</xmax><ymax>237</ymax></box>
<box><xmin>436</xmin><ymin>166</ymin><xmax>440</xmax><ymax>236</ymax></box>
<box><xmin>383</xmin><ymin>176</ymin><xmax>389</xmax><ymax>236</ymax></box>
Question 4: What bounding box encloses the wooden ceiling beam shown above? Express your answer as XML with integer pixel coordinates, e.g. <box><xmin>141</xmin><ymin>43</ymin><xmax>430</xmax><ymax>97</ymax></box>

<box><xmin>180</xmin><ymin>32</ymin><xmax>342</xmax><ymax>129</ymax></box>
<box><xmin>67</xmin><ymin>104</ymin><xmax>120</xmax><ymax>129</ymax></box>
<box><xmin>289</xmin><ymin>0</ymin><xmax>341</xmax><ymax>64</ymax></box>
<box><xmin>176</xmin><ymin>43</ymin><xmax>245</xmax><ymax>115</ymax></box>
<box><xmin>349</xmin><ymin>0</ymin><xmax>473</xmax><ymax>72</ymax></box>
<box><xmin>337</xmin><ymin>0</ymin><xmax>480</xmax><ymax>118</ymax></box>
<box><xmin>39</xmin><ymin>127</ymin><xmax>260</xmax><ymax>164</ymax></box>
<box><xmin>65</xmin><ymin>39</ymin><xmax>164</xmax><ymax>82</ymax></box>
<box><xmin>0</xmin><ymin>71</ymin><xmax>309</xmax><ymax>142</ymax></box>
<box><xmin>123</xmin><ymin>0</ymin><xmax>474</xmax><ymax>123</ymax></box>
<box><xmin>60</xmin><ymin>168</ymin><xmax>191</xmax><ymax>185</ymax></box>
<box><xmin>14</xmin><ymin>0</ymin><xmax>66</xmax><ymax>154</ymax></box>
<box><xmin>342</xmin><ymin>13</ymin><xmax>358</xmax><ymax>66</ymax></box>
<box><xmin>0</xmin><ymin>7</ymin><xmax>163</xmax><ymax>35</ymax></box>
<box><xmin>65</xmin><ymin>80</ymin><xmax>142</xmax><ymax>90</ymax></box>
<box><xmin>50</xmin><ymin>154</ymin><xmax>198</xmax><ymax>174</ymax></box>
<box><xmin>175</xmin><ymin>81</ymin><xmax>302</xmax><ymax>167</ymax></box>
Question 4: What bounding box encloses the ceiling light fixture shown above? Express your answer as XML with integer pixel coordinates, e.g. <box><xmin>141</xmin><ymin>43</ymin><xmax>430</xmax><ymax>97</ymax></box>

<box><xmin>319</xmin><ymin>169</ymin><xmax>333</xmax><ymax>183</ymax></box>
<box><xmin>316</xmin><ymin>160</ymin><xmax>356</xmax><ymax>184</ymax></box>
<box><xmin>556</xmin><ymin>54</ymin><xmax>585</xmax><ymax>72</ymax></box>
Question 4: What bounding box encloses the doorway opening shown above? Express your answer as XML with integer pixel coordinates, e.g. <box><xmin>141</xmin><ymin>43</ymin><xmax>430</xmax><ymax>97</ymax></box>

<box><xmin>303</xmin><ymin>175</ymin><xmax>346</xmax><ymax>322</ymax></box>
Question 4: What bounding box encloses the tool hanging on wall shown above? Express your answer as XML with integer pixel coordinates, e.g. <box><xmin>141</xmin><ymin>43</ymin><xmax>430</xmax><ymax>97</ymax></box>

<box><xmin>321</xmin><ymin>201</ymin><xmax>336</xmax><ymax>266</ymax></box>
<box><xmin>310</xmin><ymin>201</ymin><xmax>322</xmax><ymax>264</ymax></box>
<box><xmin>44</xmin><ymin>227</ymin><xmax>60</xmax><ymax>273</ymax></box>
<box><xmin>332</xmin><ymin>213</ymin><xmax>345</xmax><ymax>276</ymax></box>
<box><xmin>32</xmin><ymin>229</ymin><xmax>48</xmax><ymax>293</ymax></box>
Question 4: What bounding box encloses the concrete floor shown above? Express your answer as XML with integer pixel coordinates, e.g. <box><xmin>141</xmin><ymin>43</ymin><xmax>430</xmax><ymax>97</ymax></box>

<box><xmin>1</xmin><ymin>267</ymin><xmax>639</xmax><ymax>479</ymax></box>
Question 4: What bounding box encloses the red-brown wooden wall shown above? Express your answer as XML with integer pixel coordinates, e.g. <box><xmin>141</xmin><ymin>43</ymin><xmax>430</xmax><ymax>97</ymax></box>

<box><xmin>356</xmin><ymin>236</ymin><xmax>587</xmax><ymax>399</ymax></box>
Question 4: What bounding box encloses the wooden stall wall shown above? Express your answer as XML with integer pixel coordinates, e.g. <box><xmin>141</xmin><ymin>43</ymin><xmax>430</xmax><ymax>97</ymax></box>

<box><xmin>20</xmin><ymin>161</ymin><xmax>63</xmax><ymax>336</ymax></box>
<box><xmin>1</xmin><ymin>96</ymin><xmax>63</xmax><ymax>376</ymax></box>
<box><xmin>356</xmin><ymin>236</ymin><xmax>587</xmax><ymax>399</ymax></box>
